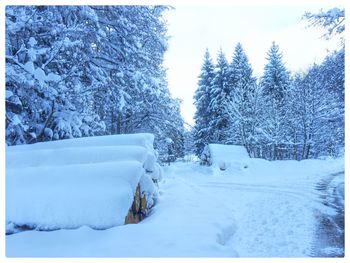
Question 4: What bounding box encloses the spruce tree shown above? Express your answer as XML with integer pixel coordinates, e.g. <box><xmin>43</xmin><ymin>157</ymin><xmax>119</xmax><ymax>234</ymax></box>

<box><xmin>208</xmin><ymin>49</ymin><xmax>231</xmax><ymax>144</ymax></box>
<box><xmin>226</xmin><ymin>43</ymin><xmax>257</xmax><ymax>153</ymax></box>
<box><xmin>193</xmin><ymin>49</ymin><xmax>215</xmax><ymax>155</ymax></box>
<box><xmin>259</xmin><ymin>42</ymin><xmax>290</xmax><ymax>160</ymax></box>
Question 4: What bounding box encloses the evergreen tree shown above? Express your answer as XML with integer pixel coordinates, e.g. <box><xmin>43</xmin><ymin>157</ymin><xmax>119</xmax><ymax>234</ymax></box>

<box><xmin>193</xmin><ymin>49</ymin><xmax>215</xmax><ymax>155</ymax></box>
<box><xmin>183</xmin><ymin>128</ymin><xmax>195</xmax><ymax>157</ymax></box>
<box><xmin>209</xmin><ymin>49</ymin><xmax>231</xmax><ymax>144</ymax></box>
<box><xmin>259</xmin><ymin>42</ymin><xmax>291</xmax><ymax>160</ymax></box>
<box><xmin>225</xmin><ymin>43</ymin><xmax>257</xmax><ymax>154</ymax></box>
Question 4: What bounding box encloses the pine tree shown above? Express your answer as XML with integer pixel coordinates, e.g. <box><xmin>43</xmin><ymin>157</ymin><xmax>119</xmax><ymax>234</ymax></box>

<box><xmin>259</xmin><ymin>42</ymin><xmax>291</xmax><ymax>160</ymax></box>
<box><xmin>193</xmin><ymin>49</ymin><xmax>215</xmax><ymax>155</ymax></box>
<box><xmin>209</xmin><ymin>49</ymin><xmax>231</xmax><ymax>144</ymax></box>
<box><xmin>225</xmin><ymin>43</ymin><xmax>257</xmax><ymax>154</ymax></box>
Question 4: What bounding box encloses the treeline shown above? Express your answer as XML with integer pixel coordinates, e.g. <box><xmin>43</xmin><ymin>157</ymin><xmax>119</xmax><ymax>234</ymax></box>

<box><xmin>5</xmin><ymin>6</ymin><xmax>185</xmax><ymax>161</ymax></box>
<box><xmin>193</xmin><ymin>9</ymin><xmax>344</xmax><ymax>160</ymax></box>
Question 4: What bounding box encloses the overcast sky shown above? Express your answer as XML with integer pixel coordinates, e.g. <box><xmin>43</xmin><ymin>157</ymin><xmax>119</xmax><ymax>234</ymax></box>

<box><xmin>163</xmin><ymin>4</ymin><xmax>342</xmax><ymax>127</ymax></box>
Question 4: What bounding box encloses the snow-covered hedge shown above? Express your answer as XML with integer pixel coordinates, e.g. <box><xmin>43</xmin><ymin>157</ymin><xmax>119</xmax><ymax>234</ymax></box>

<box><xmin>201</xmin><ymin>144</ymin><xmax>249</xmax><ymax>171</ymax></box>
<box><xmin>6</xmin><ymin>133</ymin><xmax>161</xmax><ymax>234</ymax></box>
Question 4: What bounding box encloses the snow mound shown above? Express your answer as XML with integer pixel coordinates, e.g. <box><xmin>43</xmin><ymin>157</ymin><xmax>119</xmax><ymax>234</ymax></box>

<box><xmin>6</xmin><ymin>133</ymin><xmax>161</xmax><ymax>233</ymax></box>
<box><xmin>202</xmin><ymin>144</ymin><xmax>249</xmax><ymax>172</ymax></box>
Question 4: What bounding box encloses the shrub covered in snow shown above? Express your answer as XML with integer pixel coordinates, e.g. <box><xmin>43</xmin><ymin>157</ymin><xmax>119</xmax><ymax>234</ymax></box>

<box><xmin>6</xmin><ymin>133</ymin><xmax>161</xmax><ymax>234</ymax></box>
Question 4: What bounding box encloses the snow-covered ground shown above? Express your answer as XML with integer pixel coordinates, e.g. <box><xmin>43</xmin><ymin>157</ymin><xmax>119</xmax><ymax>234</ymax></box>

<box><xmin>6</xmin><ymin>154</ymin><xmax>344</xmax><ymax>257</ymax></box>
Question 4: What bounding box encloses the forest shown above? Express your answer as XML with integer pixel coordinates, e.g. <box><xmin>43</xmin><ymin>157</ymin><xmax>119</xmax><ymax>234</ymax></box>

<box><xmin>5</xmin><ymin>6</ymin><xmax>344</xmax><ymax>161</ymax></box>
<box><xmin>5</xmin><ymin>5</ymin><xmax>345</xmax><ymax>258</ymax></box>
<box><xmin>5</xmin><ymin>6</ymin><xmax>185</xmax><ymax>162</ymax></box>
<box><xmin>193</xmin><ymin>8</ymin><xmax>344</xmax><ymax>161</ymax></box>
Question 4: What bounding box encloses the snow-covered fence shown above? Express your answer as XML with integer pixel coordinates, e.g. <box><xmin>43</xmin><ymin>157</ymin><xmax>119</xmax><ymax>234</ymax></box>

<box><xmin>201</xmin><ymin>144</ymin><xmax>249</xmax><ymax>171</ymax></box>
<box><xmin>6</xmin><ymin>133</ymin><xmax>162</xmax><ymax>234</ymax></box>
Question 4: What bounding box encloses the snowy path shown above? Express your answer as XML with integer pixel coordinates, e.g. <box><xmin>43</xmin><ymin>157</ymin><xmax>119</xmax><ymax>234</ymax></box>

<box><xmin>6</xmin><ymin>158</ymin><xmax>344</xmax><ymax>257</ymax></box>
<box><xmin>160</xmin><ymin>162</ymin><xmax>334</xmax><ymax>257</ymax></box>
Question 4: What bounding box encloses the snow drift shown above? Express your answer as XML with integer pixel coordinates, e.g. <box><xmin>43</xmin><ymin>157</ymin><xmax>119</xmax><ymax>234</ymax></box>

<box><xmin>6</xmin><ymin>133</ymin><xmax>161</xmax><ymax>234</ymax></box>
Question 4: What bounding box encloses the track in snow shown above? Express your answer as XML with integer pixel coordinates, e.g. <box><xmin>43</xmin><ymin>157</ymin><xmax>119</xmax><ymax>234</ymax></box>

<box><xmin>310</xmin><ymin>172</ymin><xmax>344</xmax><ymax>257</ymax></box>
<box><xmin>164</xmin><ymin>161</ymin><xmax>344</xmax><ymax>257</ymax></box>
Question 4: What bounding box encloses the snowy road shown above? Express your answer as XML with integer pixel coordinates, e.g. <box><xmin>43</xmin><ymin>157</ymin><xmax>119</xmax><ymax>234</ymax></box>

<box><xmin>6</xmin><ymin>158</ymin><xmax>344</xmax><ymax>257</ymax></box>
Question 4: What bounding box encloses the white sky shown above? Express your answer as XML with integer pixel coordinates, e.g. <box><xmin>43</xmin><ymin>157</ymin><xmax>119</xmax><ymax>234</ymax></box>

<box><xmin>163</xmin><ymin>4</ymin><xmax>343</xmax><ymax>127</ymax></box>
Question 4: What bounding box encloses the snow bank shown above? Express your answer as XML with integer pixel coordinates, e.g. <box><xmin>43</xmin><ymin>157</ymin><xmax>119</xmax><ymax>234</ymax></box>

<box><xmin>202</xmin><ymin>144</ymin><xmax>249</xmax><ymax>171</ymax></box>
<box><xmin>6</xmin><ymin>133</ymin><xmax>161</xmax><ymax>233</ymax></box>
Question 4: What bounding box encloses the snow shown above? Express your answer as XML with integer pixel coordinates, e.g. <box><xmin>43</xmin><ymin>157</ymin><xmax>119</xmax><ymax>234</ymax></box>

<box><xmin>23</xmin><ymin>61</ymin><xmax>35</xmax><ymax>73</ymax></box>
<box><xmin>46</xmin><ymin>72</ymin><xmax>61</xmax><ymax>82</ymax></box>
<box><xmin>8</xmin><ymin>133</ymin><xmax>155</xmax><ymax>154</ymax></box>
<box><xmin>203</xmin><ymin>144</ymin><xmax>249</xmax><ymax>171</ymax></box>
<box><xmin>139</xmin><ymin>174</ymin><xmax>158</xmax><ymax>208</ymax></box>
<box><xmin>6</xmin><ymin>133</ymin><xmax>160</xmax><ymax>235</ymax></box>
<box><xmin>34</xmin><ymin>67</ymin><xmax>46</xmax><ymax>85</ymax></box>
<box><xmin>143</xmin><ymin>152</ymin><xmax>156</xmax><ymax>172</ymax></box>
<box><xmin>10</xmin><ymin>115</ymin><xmax>21</xmax><ymax>126</ymax></box>
<box><xmin>22</xmin><ymin>60</ymin><xmax>61</xmax><ymax>84</ymax></box>
<box><xmin>6</xmin><ymin>161</ymin><xmax>144</xmax><ymax>232</ymax></box>
<box><xmin>80</xmin><ymin>6</ymin><xmax>98</xmax><ymax>23</ymax></box>
<box><xmin>63</xmin><ymin>37</ymin><xmax>81</xmax><ymax>48</ymax></box>
<box><xmin>28</xmin><ymin>37</ymin><xmax>37</xmax><ymax>47</ymax></box>
<box><xmin>44</xmin><ymin>127</ymin><xmax>53</xmax><ymax>138</ymax></box>
<box><xmin>6</xmin><ymin>145</ymin><xmax>149</xmax><ymax>169</ymax></box>
<box><xmin>6</xmin><ymin>155</ymin><xmax>344</xmax><ymax>257</ymax></box>
<box><xmin>165</xmin><ymin>137</ymin><xmax>173</xmax><ymax>144</ymax></box>
<box><xmin>6</xmin><ymin>90</ymin><xmax>13</xmax><ymax>99</ymax></box>
<box><xmin>149</xmin><ymin>163</ymin><xmax>163</xmax><ymax>181</ymax></box>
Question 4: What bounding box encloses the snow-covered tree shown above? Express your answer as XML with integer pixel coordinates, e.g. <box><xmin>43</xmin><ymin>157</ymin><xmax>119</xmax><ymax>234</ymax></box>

<box><xmin>193</xmin><ymin>49</ymin><xmax>216</xmax><ymax>155</ymax></box>
<box><xmin>89</xmin><ymin>6</ymin><xmax>169</xmax><ymax>135</ymax></box>
<box><xmin>183</xmin><ymin>128</ymin><xmax>195</xmax><ymax>157</ymax></box>
<box><xmin>149</xmin><ymin>96</ymin><xmax>185</xmax><ymax>163</ymax></box>
<box><xmin>6</xmin><ymin>5</ymin><xmax>184</xmax><ymax>162</ymax></box>
<box><xmin>293</xmin><ymin>51</ymin><xmax>344</xmax><ymax>159</ymax></box>
<box><xmin>5</xmin><ymin>6</ymin><xmax>105</xmax><ymax>145</ymax></box>
<box><xmin>208</xmin><ymin>49</ymin><xmax>231</xmax><ymax>144</ymax></box>
<box><xmin>304</xmin><ymin>7</ymin><xmax>345</xmax><ymax>39</ymax></box>
<box><xmin>258</xmin><ymin>42</ymin><xmax>291</xmax><ymax>160</ymax></box>
<box><xmin>225</xmin><ymin>43</ymin><xmax>257</xmax><ymax>154</ymax></box>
